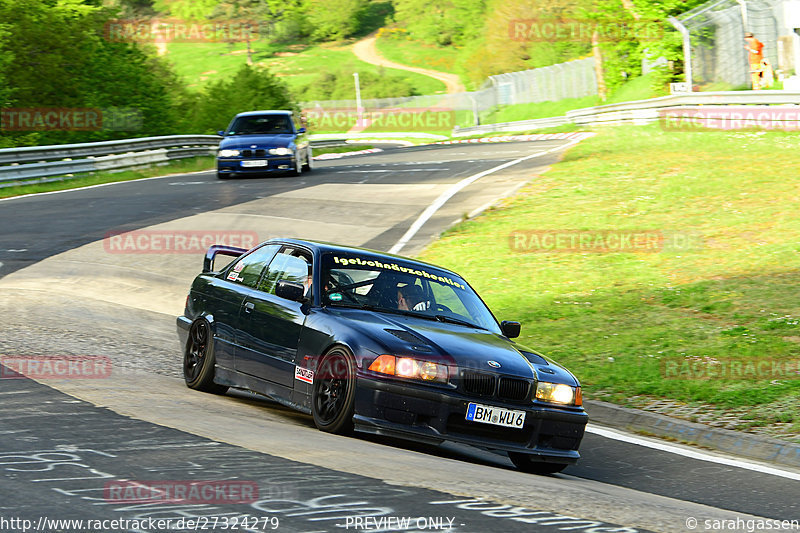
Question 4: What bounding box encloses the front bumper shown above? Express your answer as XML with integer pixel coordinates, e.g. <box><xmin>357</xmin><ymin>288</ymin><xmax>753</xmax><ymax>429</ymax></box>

<box><xmin>353</xmin><ymin>373</ymin><xmax>588</xmax><ymax>462</ymax></box>
<box><xmin>217</xmin><ymin>157</ymin><xmax>298</xmax><ymax>175</ymax></box>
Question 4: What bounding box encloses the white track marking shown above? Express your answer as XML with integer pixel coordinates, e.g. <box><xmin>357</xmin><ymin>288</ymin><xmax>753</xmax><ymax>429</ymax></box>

<box><xmin>337</xmin><ymin>169</ymin><xmax>449</xmax><ymax>173</ymax></box>
<box><xmin>0</xmin><ymin>169</ymin><xmax>212</xmax><ymax>203</ymax></box>
<box><xmin>587</xmin><ymin>425</ymin><xmax>800</xmax><ymax>481</ymax></box>
<box><xmin>388</xmin><ymin>140</ymin><xmax>580</xmax><ymax>254</ymax></box>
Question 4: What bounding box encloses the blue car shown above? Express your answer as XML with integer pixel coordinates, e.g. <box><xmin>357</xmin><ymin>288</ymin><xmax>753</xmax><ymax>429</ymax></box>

<box><xmin>216</xmin><ymin>110</ymin><xmax>311</xmax><ymax>179</ymax></box>
<box><xmin>177</xmin><ymin>239</ymin><xmax>588</xmax><ymax>474</ymax></box>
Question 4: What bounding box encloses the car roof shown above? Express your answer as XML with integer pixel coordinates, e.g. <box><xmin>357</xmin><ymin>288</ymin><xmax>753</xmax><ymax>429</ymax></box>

<box><xmin>234</xmin><ymin>110</ymin><xmax>294</xmax><ymax>117</ymax></box>
<box><xmin>267</xmin><ymin>238</ymin><xmax>461</xmax><ymax>277</ymax></box>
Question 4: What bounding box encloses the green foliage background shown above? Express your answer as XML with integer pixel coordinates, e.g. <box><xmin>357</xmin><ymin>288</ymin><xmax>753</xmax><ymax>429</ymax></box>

<box><xmin>1</xmin><ymin>0</ymin><xmax>708</xmax><ymax>147</ymax></box>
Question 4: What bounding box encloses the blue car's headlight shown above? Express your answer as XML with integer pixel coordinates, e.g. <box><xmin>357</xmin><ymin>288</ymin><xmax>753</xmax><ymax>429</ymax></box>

<box><xmin>268</xmin><ymin>147</ymin><xmax>293</xmax><ymax>156</ymax></box>
<box><xmin>218</xmin><ymin>149</ymin><xmax>240</xmax><ymax>157</ymax></box>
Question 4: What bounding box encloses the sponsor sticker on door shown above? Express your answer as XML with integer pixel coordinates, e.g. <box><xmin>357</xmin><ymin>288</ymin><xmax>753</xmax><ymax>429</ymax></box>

<box><xmin>295</xmin><ymin>365</ymin><xmax>314</xmax><ymax>384</ymax></box>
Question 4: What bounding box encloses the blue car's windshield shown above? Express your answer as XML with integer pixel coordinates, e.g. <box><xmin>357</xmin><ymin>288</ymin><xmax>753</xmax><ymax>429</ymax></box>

<box><xmin>320</xmin><ymin>252</ymin><xmax>501</xmax><ymax>334</ymax></box>
<box><xmin>228</xmin><ymin>115</ymin><xmax>293</xmax><ymax>135</ymax></box>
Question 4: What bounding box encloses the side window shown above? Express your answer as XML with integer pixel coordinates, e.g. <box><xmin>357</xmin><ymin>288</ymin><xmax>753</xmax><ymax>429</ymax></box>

<box><xmin>429</xmin><ymin>281</ymin><xmax>470</xmax><ymax>317</ymax></box>
<box><xmin>259</xmin><ymin>251</ymin><xmax>312</xmax><ymax>296</ymax></box>
<box><xmin>225</xmin><ymin>244</ymin><xmax>280</xmax><ymax>288</ymax></box>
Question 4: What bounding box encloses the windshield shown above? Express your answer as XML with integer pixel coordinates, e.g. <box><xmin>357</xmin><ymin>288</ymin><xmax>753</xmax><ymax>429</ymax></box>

<box><xmin>321</xmin><ymin>253</ymin><xmax>501</xmax><ymax>334</ymax></box>
<box><xmin>228</xmin><ymin>115</ymin><xmax>293</xmax><ymax>135</ymax></box>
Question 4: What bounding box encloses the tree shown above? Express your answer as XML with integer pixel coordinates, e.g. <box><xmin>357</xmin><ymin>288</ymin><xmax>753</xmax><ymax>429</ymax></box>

<box><xmin>151</xmin><ymin>0</ymin><xmax>220</xmax><ymax>19</ymax></box>
<box><xmin>392</xmin><ymin>0</ymin><xmax>486</xmax><ymax>46</ymax></box>
<box><xmin>190</xmin><ymin>64</ymin><xmax>295</xmax><ymax>133</ymax></box>
<box><xmin>0</xmin><ymin>0</ymin><xmax>190</xmax><ymax>145</ymax></box>
<box><xmin>304</xmin><ymin>0</ymin><xmax>365</xmax><ymax>41</ymax></box>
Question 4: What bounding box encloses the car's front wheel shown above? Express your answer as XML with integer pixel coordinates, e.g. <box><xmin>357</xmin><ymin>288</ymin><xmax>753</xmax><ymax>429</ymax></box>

<box><xmin>508</xmin><ymin>452</ymin><xmax>568</xmax><ymax>475</ymax></box>
<box><xmin>312</xmin><ymin>347</ymin><xmax>356</xmax><ymax>434</ymax></box>
<box><xmin>290</xmin><ymin>152</ymin><xmax>303</xmax><ymax>176</ymax></box>
<box><xmin>183</xmin><ymin>319</ymin><xmax>229</xmax><ymax>394</ymax></box>
<box><xmin>302</xmin><ymin>147</ymin><xmax>313</xmax><ymax>172</ymax></box>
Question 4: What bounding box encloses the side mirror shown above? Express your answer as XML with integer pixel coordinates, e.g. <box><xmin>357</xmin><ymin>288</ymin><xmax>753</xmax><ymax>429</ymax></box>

<box><xmin>297</xmin><ymin>127</ymin><xmax>306</xmax><ymax>134</ymax></box>
<box><xmin>501</xmin><ymin>321</ymin><xmax>521</xmax><ymax>338</ymax></box>
<box><xmin>217</xmin><ymin>130</ymin><xmax>225</xmax><ymax>136</ymax></box>
<box><xmin>276</xmin><ymin>280</ymin><xmax>306</xmax><ymax>302</ymax></box>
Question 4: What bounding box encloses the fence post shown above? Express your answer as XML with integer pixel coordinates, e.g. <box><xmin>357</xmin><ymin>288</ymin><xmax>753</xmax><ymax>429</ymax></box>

<box><xmin>668</xmin><ymin>16</ymin><xmax>694</xmax><ymax>90</ymax></box>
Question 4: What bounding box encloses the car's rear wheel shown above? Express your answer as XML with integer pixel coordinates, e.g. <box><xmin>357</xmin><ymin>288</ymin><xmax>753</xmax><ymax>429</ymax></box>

<box><xmin>183</xmin><ymin>319</ymin><xmax>229</xmax><ymax>394</ymax></box>
<box><xmin>312</xmin><ymin>347</ymin><xmax>356</xmax><ymax>434</ymax></box>
<box><xmin>508</xmin><ymin>452</ymin><xmax>568</xmax><ymax>475</ymax></box>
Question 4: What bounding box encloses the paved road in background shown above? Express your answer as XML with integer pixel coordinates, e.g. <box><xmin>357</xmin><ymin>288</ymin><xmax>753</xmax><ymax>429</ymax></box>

<box><xmin>0</xmin><ymin>141</ymin><xmax>564</xmax><ymax>277</ymax></box>
<box><xmin>1</xmin><ymin>141</ymin><xmax>797</xmax><ymax>532</ymax></box>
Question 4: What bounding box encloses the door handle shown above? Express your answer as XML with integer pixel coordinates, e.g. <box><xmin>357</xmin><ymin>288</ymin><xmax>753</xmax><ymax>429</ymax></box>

<box><xmin>244</xmin><ymin>302</ymin><xmax>255</xmax><ymax>313</ymax></box>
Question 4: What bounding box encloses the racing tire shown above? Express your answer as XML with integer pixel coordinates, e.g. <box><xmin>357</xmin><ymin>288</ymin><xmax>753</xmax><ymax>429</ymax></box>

<box><xmin>217</xmin><ymin>171</ymin><xmax>231</xmax><ymax>180</ymax></box>
<box><xmin>183</xmin><ymin>319</ymin><xmax>229</xmax><ymax>395</ymax></box>
<box><xmin>508</xmin><ymin>453</ymin><xmax>568</xmax><ymax>475</ymax></box>
<box><xmin>302</xmin><ymin>148</ymin><xmax>313</xmax><ymax>172</ymax></box>
<box><xmin>312</xmin><ymin>346</ymin><xmax>356</xmax><ymax>434</ymax></box>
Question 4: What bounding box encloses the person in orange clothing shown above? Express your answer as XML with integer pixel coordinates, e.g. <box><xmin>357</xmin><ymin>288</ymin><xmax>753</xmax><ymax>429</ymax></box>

<box><xmin>744</xmin><ymin>32</ymin><xmax>765</xmax><ymax>89</ymax></box>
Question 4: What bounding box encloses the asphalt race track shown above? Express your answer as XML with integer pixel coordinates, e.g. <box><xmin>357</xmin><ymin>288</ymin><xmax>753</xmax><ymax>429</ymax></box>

<box><xmin>1</xmin><ymin>141</ymin><xmax>798</xmax><ymax>533</ymax></box>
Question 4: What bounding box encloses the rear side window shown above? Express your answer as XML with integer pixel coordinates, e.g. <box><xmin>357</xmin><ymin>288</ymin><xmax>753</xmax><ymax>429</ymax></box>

<box><xmin>225</xmin><ymin>244</ymin><xmax>280</xmax><ymax>288</ymax></box>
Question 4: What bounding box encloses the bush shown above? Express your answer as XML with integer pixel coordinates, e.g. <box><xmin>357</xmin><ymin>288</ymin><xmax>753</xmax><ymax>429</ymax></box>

<box><xmin>189</xmin><ymin>64</ymin><xmax>296</xmax><ymax>133</ymax></box>
<box><xmin>294</xmin><ymin>65</ymin><xmax>417</xmax><ymax>101</ymax></box>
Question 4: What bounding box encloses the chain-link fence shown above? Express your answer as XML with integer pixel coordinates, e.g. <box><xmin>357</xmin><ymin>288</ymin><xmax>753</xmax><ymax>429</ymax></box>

<box><xmin>483</xmin><ymin>58</ymin><xmax>598</xmax><ymax>105</ymax></box>
<box><xmin>300</xmin><ymin>57</ymin><xmax>597</xmax><ymax>126</ymax></box>
<box><xmin>677</xmin><ymin>0</ymin><xmax>782</xmax><ymax>87</ymax></box>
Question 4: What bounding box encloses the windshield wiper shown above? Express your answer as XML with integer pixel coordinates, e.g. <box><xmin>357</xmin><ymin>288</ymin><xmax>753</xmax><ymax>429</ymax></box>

<box><xmin>327</xmin><ymin>301</ymin><xmax>377</xmax><ymax>311</ymax></box>
<box><xmin>434</xmin><ymin>314</ymin><xmax>488</xmax><ymax>331</ymax></box>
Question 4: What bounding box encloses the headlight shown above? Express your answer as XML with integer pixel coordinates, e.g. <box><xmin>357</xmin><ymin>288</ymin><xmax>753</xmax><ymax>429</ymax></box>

<box><xmin>218</xmin><ymin>149</ymin><xmax>240</xmax><ymax>157</ymax></box>
<box><xmin>368</xmin><ymin>355</ymin><xmax>448</xmax><ymax>383</ymax></box>
<box><xmin>268</xmin><ymin>147</ymin><xmax>293</xmax><ymax>156</ymax></box>
<box><xmin>536</xmin><ymin>382</ymin><xmax>581</xmax><ymax>406</ymax></box>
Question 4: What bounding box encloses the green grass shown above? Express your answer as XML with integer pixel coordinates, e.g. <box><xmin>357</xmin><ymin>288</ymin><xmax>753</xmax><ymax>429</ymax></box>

<box><xmin>164</xmin><ymin>40</ymin><xmax>445</xmax><ymax>96</ymax></box>
<box><xmin>604</xmin><ymin>72</ymin><xmax>664</xmax><ymax>103</ymax></box>
<box><xmin>374</xmin><ymin>31</ymin><xmax>468</xmax><ymax>89</ymax></box>
<box><xmin>417</xmin><ymin>126</ymin><xmax>800</xmax><ymax>433</ymax></box>
<box><xmin>0</xmin><ymin>156</ymin><xmax>215</xmax><ymax>199</ymax></box>
<box><xmin>313</xmin><ymin>144</ymin><xmax>375</xmax><ymax>155</ymax></box>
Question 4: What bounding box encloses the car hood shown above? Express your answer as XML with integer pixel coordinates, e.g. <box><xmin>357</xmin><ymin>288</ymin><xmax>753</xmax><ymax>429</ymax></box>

<box><xmin>219</xmin><ymin>134</ymin><xmax>294</xmax><ymax>149</ymax></box>
<box><xmin>327</xmin><ymin>308</ymin><xmax>578</xmax><ymax>385</ymax></box>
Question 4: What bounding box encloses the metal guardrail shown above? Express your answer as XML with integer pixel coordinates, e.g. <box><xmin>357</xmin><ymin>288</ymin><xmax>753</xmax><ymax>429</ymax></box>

<box><xmin>452</xmin><ymin>116</ymin><xmax>570</xmax><ymax>136</ymax></box>
<box><xmin>453</xmin><ymin>90</ymin><xmax>800</xmax><ymax>136</ymax></box>
<box><xmin>0</xmin><ymin>134</ymin><xmax>395</xmax><ymax>186</ymax></box>
<box><xmin>4</xmin><ymin>91</ymin><xmax>800</xmax><ymax>184</ymax></box>
<box><xmin>0</xmin><ymin>135</ymin><xmax>222</xmax><ymax>165</ymax></box>
<box><xmin>0</xmin><ymin>135</ymin><xmax>222</xmax><ymax>184</ymax></box>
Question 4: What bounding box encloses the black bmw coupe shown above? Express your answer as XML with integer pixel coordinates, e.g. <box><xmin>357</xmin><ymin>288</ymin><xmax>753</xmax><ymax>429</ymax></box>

<box><xmin>177</xmin><ymin>239</ymin><xmax>587</xmax><ymax>474</ymax></box>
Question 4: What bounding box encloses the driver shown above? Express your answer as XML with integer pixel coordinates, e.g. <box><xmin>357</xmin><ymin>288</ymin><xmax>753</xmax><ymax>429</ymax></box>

<box><xmin>397</xmin><ymin>284</ymin><xmax>426</xmax><ymax>311</ymax></box>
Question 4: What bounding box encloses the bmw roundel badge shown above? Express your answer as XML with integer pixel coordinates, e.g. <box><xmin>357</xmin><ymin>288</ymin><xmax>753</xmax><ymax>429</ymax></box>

<box><xmin>487</xmin><ymin>360</ymin><xmax>501</xmax><ymax>368</ymax></box>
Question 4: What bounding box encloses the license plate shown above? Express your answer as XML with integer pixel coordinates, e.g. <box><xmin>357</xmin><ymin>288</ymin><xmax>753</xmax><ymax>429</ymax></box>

<box><xmin>465</xmin><ymin>402</ymin><xmax>526</xmax><ymax>428</ymax></box>
<box><xmin>241</xmin><ymin>160</ymin><xmax>268</xmax><ymax>167</ymax></box>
